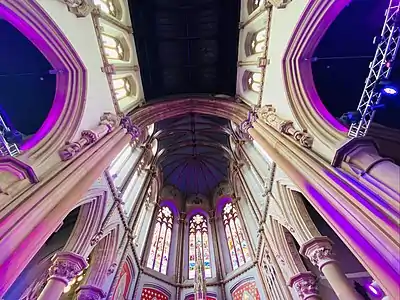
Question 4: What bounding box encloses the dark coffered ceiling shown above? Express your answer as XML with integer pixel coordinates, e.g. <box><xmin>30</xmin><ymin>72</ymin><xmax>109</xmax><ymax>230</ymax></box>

<box><xmin>129</xmin><ymin>0</ymin><xmax>240</xmax><ymax>101</ymax></box>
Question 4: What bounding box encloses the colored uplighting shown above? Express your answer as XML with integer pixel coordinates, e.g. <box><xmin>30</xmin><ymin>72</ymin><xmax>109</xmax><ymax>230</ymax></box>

<box><xmin>367</xmin><ymin>285</ymin><xmax>379</xmax><ymax>295</ymax></box>
<box><xmin>366</xmin><ymin>281</ymin><xmax>382</xmax><ymax>296</ymax></box>
<box><xmin>382</xmin><ymin>86</ymin><xmax>398</xmax><ymax>95</ymax></box>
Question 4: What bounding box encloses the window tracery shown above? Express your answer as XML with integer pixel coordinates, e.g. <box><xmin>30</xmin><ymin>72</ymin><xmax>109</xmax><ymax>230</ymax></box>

<box><xmin>250</xmin><ymin>29</ymin><xmax>266</xmax><ymax>54</ymax></box>
<box><xmin>94</xmin><ymin>0</ymin><xmax>118</xmax><ymax>17</ymax></box>
<box><xmin>188</xmin><ymin>214</ymin><xmax>212</xmax><ymax>279</ymax></box>
<box><xmin>113</xmin><ymin>78</ymin><xmax>132</xmax><ymax>100</ymax></box>
<box><xmin>101</xmin><ymin>34</ymin><xmax>124</xmax><ymax>60</ymax></box>
<box><xmin>146</xmin><ymin>206</ymin><xmax>173</xmax><ymax>275</ymax></box>
<box><xmin>222</xmin><ymin>202</ymin><xmax>251</xmax><ymax>269</ymax></box>
<box><xmin>248</xmin><ymin>0</ymin><xmax>265</xmax><ymax>14</ymax></box>
<box><xmin>247</xmin><ymin>72</ymin><xmax>262</xmax><ymax>92</ymax></box>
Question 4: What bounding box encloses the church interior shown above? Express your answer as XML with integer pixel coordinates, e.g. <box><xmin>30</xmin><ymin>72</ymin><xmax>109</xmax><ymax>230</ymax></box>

<box><xmin>0</xmin><ymin>0</ymin><xmax>399</xmax><ymax>299</ymax></box>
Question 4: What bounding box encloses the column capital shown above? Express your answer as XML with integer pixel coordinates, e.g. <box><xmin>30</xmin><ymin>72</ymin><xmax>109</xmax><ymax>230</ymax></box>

<box><xmin>288</xmin><ymin>272</ymin><xmax>320</xmax><ymax>300</ymax></box>
<box><xmin>76</xmin><ymin>284</ymin><xmax>106</xmax><ymax>300</ymax></box>
<box><xmin>300</xmin><ymin>236</ymin><xmax>336</xmax><ymax>270</ymax></box>
<box><xmin>120</xmin><ymin>117</ymin><xmax>141</xmax><ymax>139</ymax></box>
<box><xmin>48</xmin><ymin>251</ymin><xmax>88</xmax><ymax>285</ymax></box>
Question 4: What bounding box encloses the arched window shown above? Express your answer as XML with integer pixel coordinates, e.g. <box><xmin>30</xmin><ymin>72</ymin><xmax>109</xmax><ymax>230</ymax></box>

<box><xmin>101</xmin><ymin>34</ymin><xmax>124</xmax><ymax>60</ymax></box>
<box><xmin>113</xmin><ymin>78</ymin><xmax>131</xmax><ymax>100</ymax></box>
<box><xmin>188</xmin><ymin>214</ymin><xmax>212</xmax><ymax>279</ymax></box>
<box><xmin>250</xmin><ymin>29</ymin><xmax>266</xmax><ymax>54</ymax></box>
<box><xmin>146</xmin><ymin>206</ymin><xmax>173</xmax><ymax>275</ymax></box>
<box><xmin>247</xmin><ymin>72</ymin><xmax>262</xmax><ymax>92</ymax></box>
<box><xmin>94</xmin><ymin>0</ymin><xmax>118</xmax><ymax>17</ymax></box>
<box><xmin>222</xmin><ymin>202</ymin><xmax>251</xmax><ymax>269</ymax></box>
<box><xmin>248</xmin><ymin>0</ymin><xmax>265</xmax><ymax>14</ymax></box>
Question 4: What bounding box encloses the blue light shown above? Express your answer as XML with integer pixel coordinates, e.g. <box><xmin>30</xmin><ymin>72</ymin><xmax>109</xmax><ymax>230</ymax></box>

<box><xmin>382</xmin><ymin>86</ymin><xmax>398</xmax><ymax>96</ymax></box>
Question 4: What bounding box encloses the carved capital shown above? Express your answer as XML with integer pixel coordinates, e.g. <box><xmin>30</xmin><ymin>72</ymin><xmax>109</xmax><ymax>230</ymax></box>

<box><xmin>59</xmin><ymin>113</ymin><xmax>120</xmax><ymax>161</ymax></box>
<box><xmin>289</xmin><ymin>272</ymin><xmax>320</xmax><ymax>300</ymax></box>
<box><xmin>48</xmin><ymin>252</ymin><xmax>88</xmax><ymax>285</ymax></box>
<box><xmin>300</xmin><ymin>237</ymin><xmax>336</xmax><ymax>270</ymax></box>
<box><xmin>76</xmin><ymin>284</ymin><xmax>106</xmax><ymax>300</ymax></box>
<box><xmin>120</xmin><ymin>117</ymin><xmax>141</xmax><ymax>139</ymax></box>
<box><xmin>59</xmin><ymin>0</ymin><xmax>95</xmax><ymax>18</ymax></box>
<box><xmin>258</xmin><ymin>105</ymin><xmax>313</xmax><ymax>148</ymax></box>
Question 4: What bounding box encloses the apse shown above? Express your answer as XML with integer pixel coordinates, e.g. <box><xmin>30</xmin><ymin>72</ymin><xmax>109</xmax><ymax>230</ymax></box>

<box><xmin>155</xmin><ymin>113</ymin><xmax>231</xmax><ymax>198</ymax></box>
<box><xmin>0</xmin><ymin>19</ymin><xmax>56</xmax><ymax>137</ymax></box>
<box><xmin>312</xmin><ymin>0</ymin><xmax>400</xmax><ymax>129</ymax></box>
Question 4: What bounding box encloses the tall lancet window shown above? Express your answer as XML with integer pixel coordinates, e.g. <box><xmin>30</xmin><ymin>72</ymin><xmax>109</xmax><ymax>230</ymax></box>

<box><xmin>146</xmin><ymin>206</ymin><xmax>173</xmax><ymax>275</ymax></box>
<box><xmin>222</xmin><ymin>202</ymin><xmax>251</xmax><ymax>269</ymax></box>
<box><xmin>188</xmin><ymin>214</ymin><xmax>212</xmax><ymax>279</ymax></box>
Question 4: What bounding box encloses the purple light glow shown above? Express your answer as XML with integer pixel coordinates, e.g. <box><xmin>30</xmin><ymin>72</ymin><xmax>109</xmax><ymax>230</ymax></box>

<box><xmin>367</xmin><ymin>284</ymin><xmax>380</xmax><ymax>296</ymax></box>
<box><xmin>382</xmin><ymin>86</ymin><xmax>398</xmax><ymax>96</ymax></box>
<box><xmin>186</xmin><ymin>207</ymin><xmax>208</xmax><ymax>219</ymax></box>
<box><xmin>215</xmin><ymin>196</ymin><xmax>232</xmax><ymax>215</ymax></box>
<box><xmin>159</xmin><ymin>199</ymin><xmax>179</xmax><ymax>217</ymax></box>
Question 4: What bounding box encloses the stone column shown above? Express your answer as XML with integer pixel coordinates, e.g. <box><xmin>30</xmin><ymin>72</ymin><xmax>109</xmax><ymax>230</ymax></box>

<box><xmin>288</xmin><ymin>272</ymin><xmax>320</xmax><ymax>300</ymax></box>
<box><xmin>76</xmin><ymin>285</ymin><xmax>106</xmax><ymax>300</ymax></box>
<box><xmin>300</xmin><ymin>237</ymin><xmax>363</xmax><ymax>300</ymax></box>
<box><xmin>37</xmin><ymin>252</ymin><xmax>88</xmax><ymax>300</ymax></box>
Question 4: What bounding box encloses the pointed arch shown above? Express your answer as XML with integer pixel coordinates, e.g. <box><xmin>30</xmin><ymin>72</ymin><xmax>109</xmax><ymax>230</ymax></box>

<box><xmin>63</xmin><ymin>188</ymin><xmax>108</xmax><ymax>257</ymax></box>
<box><xmin>220</xmin><ymin>200</ymin><xmax>252</xmax><ymax>269</ymax></box>
<box><xmin>112</xmin><ymin>256</ymin><xmax>134</xmax><ymax>300</ymax></box>
<box><xmin>146</xmin><ymin>204</ymin><xmax>175</xmax><ymax>275</ymax></box>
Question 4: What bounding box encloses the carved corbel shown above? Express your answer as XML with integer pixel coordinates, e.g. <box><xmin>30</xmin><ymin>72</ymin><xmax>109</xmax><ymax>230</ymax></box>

<box><xmin>59</xmin><ymin>113</ymin><xmax>120</xmax><ymax>161</ymax></box>
<box><xmin>258</xmin><ymin>105</ymin><xmax>313</xmax><ymax>148</ymax></box>
<box><xmin>59</xmin><ymin>0</ymin><xmax>95</xmax><ymax>18</ymax></box>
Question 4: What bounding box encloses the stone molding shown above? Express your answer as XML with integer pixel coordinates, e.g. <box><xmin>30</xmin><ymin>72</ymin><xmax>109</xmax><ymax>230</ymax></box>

<box><xmin>76</xmin><ymin>284</ymin><xmax>106</xmax><ymax>300</ymax></box>
<box><xmin>59</xmin><ymin>113</ymin><xmax>120</xmax><ymax>161</ymax></box>
<box><xmin>59</xmin><ymin>0</ymin><xmax>95</xmax><ymax>18</ymax></box>
<box><xmin>258</xmin><ymin>105</ymin><xmax>313</xmax><ymax>148</ymax></box>
<box><xmin>48</xmin><ymin>251</ymin><xmax>88</xmax><ymax>285</ymax></box>
<box><xmin>268</xmin><ymin>0</ymin><xmax>293</xmax><ymax>9</ymax></box>
<box><xmin>300</xmin><ymin>237</ymin><xmax>336</xmax><ymax>271</ymax></box>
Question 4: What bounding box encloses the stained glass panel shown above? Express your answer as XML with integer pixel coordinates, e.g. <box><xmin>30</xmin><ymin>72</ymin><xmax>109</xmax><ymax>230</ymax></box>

<box><xmin>188</xmin><ymin>214</ymin><xmax>212</xmax><ymax>279</ymax></box>
<box><xmin>222</xmin><ymin>202</ymin><xmax>251</xmax><ymax>269</ymax></box>
<box><xmin>146</xmin><ymin>206</ymin><xmax>173</xmax><ymax>274</ymax></box>
<box><xmin>250</xmin><ymin>29</ymin><xmax>266</xmax><ymax>54</ymax></box>
<box><xmin>102</xmin><ymin>34</ymin><xmax>124</xmax><ymax>60</ymax></box>
<box><xmin>247</xmin><ymin>72</ymin><xmax>262</xmax><ymax>92</ymax></box>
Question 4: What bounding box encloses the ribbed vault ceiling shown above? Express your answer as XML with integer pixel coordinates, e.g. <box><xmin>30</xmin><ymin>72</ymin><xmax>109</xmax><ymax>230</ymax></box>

<box><xmin>155</xmin><ymin>114</ymin><xmax>232</xmax><ymax>197</ymax></box>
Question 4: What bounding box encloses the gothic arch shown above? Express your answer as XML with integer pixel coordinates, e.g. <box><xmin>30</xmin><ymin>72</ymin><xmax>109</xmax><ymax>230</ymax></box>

<box><xmin>83</xmin><ymin>225</ymin><xmax>120</xmax><ymax>288</ymax></box>
<box><xmin>268</xmin><ymin>181</ymin><xmax>321</xmax><ymax>245</ymax></box>
<box><xmin>0</xmin><ymin>1</ymin><xmax>86</xmax><ymax>161</ymax></box>
<box><xmin>283</xmin><ymin>0</ymin><xmax>348</xmax><ymax>149</ymax></box>
<box><xmin>63</xmin><ymin>188</ymin><xmax>108</xmax><ymax>257</ymax></box>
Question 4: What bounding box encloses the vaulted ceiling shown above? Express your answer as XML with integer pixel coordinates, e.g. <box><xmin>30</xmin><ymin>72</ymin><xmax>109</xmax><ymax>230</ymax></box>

<box><xmin>129</xmin><ymin>0</ymin><xmax>240</xmax><ymax>197</ymax></box>
<box><xmin>312</xmin><ymin>0</ymin><xmax>400</xmax><ymax>129</ymax></box>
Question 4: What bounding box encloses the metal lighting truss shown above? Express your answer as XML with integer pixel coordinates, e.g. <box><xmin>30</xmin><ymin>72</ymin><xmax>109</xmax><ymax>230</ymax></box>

<box><xmin>348</xmin><ymin>0</ymin><xmax>400</xmax><ymax>138</ymax></box>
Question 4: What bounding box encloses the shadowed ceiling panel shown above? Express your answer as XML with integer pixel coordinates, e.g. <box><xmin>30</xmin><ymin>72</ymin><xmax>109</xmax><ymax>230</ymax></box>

<box><xmin>129</xmin><ymin>0</ymin><xmax>239</xmax><ymax>100</ymax></box>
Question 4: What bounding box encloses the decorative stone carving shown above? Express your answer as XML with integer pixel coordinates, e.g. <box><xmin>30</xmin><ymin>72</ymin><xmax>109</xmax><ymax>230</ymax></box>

<box><xmin>48</xmin><ymin>252</ymin><xmax>88</xmax><ymax>285</ymax></box>
<box><xmin>107</xmin><ymin>262</ymin><xmax>118</xmax><ymax>276</ymax></box>
<box><xmin>120</xmin><ymin>117</ymin><xmax>141</xmax><ymax>139</ymax></box>
<box><xmin>59</xmin><ymin>113</ymin><xmax>121</xmax><ymax>161</ymax></box>
<box><xmin>289</xmin><ymin>272</ymin><xmax>320</xmax><ymax>300</ymax></box>
<box><xmin>59</xmin><ymin>0</ymin><xmax>95</xmax><ymax>18</ymax></box>
<box><xmin>258</xmin><ymin>105</ymin><xmax>313</xmax><ymax>148</ymax></box>
<box><xmin>300</xmin><ymin>237</ymin><xmax>336</xmax><ymax>271</ymax></box>
<box><xmin>90</xmin><ymin>231</ymin><xmax>104</xmax><ymax>246</ymax></box>
<box><xmin>76</xmin><ymin>285</ymin><xmax>106</xmax><ymax>300</ymax></box>
<box><xmin>239</xmin><ymin>107</ymin><xmax>258</xmax><ymax>139</ymax></box>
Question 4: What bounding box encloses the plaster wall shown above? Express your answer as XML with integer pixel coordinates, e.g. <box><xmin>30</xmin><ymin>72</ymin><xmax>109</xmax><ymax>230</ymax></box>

<box><xmin>136</xmin><ymin>274</ymin><xmax>176</xmax><ymax>299</ymax></box>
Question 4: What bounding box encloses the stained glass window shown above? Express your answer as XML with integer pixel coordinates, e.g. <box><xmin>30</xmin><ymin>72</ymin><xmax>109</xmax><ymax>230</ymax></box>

<box><xmin>251</xmin><ymin>29</ymin><xmax>266</xmax><ymax>54</ymax></box>
<box><xmin>188</xmin><ymin>214</ymin><xmax>212</xmax><ymax>279</ymax></box>
<box><xmin>93</xmin><ymin>0</ymin><xmax>118</xmax><ymax>17</ymax></box>
<box><xmin>247</xmin><ymin>72</ymin><xmax>262</xmax><ymax>92</ymax></box>
<box><xmin>222</xmin><ymin>202</ymin><xmax>251</xmax><ymax>269</ymax></box>
<box><xmin>102</xmin><ymin>34</ymin><xmax>125</xmax><ymax>60</ymax></box>
<box><xmin>112</xmin><ymin>78</ymin><xmax>131</xmax><ymax>100</ymax></box>
<box><xmin>248</xmin><ymin>0</ymin><xmax>265</xmax><ymax>14</ymax></box>
<box><xmin>146</xmin><ymin>206</ymin><xmax>173</xmax><ymax>275</ymax></box>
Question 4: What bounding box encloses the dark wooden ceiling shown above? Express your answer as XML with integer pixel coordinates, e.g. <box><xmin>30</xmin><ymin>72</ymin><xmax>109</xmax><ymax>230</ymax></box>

<box><xmin>129</xmin><ymin>0</ymin><xmax>240</xmax><ymax>101</ymax></box>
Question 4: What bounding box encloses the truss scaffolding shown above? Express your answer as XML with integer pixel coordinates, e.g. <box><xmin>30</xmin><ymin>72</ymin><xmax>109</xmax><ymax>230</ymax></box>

<box><xmin>348</xmin><ymin>0</ymin><xmax>400</xmax><ymax>138</ymax></box>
